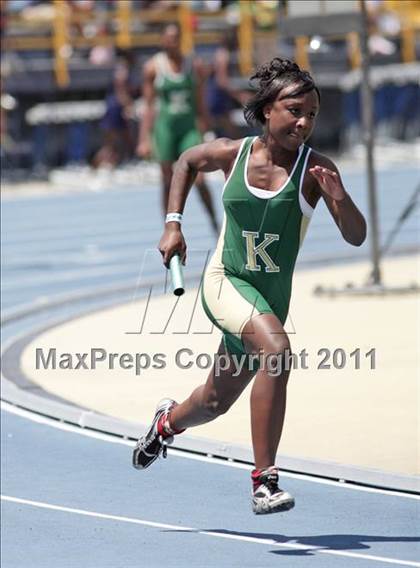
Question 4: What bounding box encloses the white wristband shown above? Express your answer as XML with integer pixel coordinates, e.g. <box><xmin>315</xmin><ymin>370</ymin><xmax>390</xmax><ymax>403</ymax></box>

<box><xmin>166</xmin><ymin>212</ymin><xmax>183</xmax><ymax>224</ymax></box>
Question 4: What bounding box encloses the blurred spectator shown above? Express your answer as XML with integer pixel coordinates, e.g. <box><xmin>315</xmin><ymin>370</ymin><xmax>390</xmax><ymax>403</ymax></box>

<box><xmin>67</xmin><ymin>0</ymin><xmax>95</xmax><ymax>9</ymax></box>
<box><xmin>1</xmin><ymin>79</ymin><xmax>9</xmax><ymax>150</ymax></box>
<box><xmin>140</xmin><ymin>0</ymin><xmax>179</xmax><ymax>9</ymax></box>
<box><xmin>67</xmin><ymin>0</ymin><xmax>95</xmax><ymax>38</ymax></box>
<box><xmin>89</xmin><ymin>20</ymin><xmax>115</xmax><ymax>66</ymax></box>
<box><xmin>206</xmin><ymin>28</ymin><xmax>248</xmax><ymax>138</ymax></box>
<box><xmin>17</xmin><ymin>1</ymin><xmax>56</xmax><ymax>23</ymax></box>
<box><xmin>0</xmin><ymin>1</ymin><xmax>5</xmax><ymax>37</ymax></box>
<box><xmin>93</xmin><ymin>50</ymin><xmax>136</xmax><ymax>168</ymax></box>
<box><xmin>190</xmin><ymin>0</ymin><xmax>225</xmax><ymax>9</ymax></box>
<box><xmin>1</xmin><ymin>65</ymin><xmax>19</xmax><ymax>170</ymax></box>
<box><xmin>137</xmin><ymin>22</ymin><xmax>218</xmax><ymax>232</ymax></box>
<box><xmin>366</xmin><ymin>0</ymin><xmax>400</xmax><ymax>57</ymax></box>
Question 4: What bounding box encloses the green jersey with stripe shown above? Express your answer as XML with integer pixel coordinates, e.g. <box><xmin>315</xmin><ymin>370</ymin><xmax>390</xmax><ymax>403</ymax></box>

<box><xmin>152</xmin><ymin>52</ymin><xmax>201</xmax><ymax>161</ymax></box>
<box><xmin>153</xmin><ymin>52</ymin><xmax>196</xmax><ymax>131</ymax></box>
<box><xmin>207</xmin><ymin>136</ymin><xmax>313</xmax><ymax>328</ymax></box>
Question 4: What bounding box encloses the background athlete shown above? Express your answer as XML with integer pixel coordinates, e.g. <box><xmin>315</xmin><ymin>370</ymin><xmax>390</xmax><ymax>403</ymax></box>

<box><xmin>133</xmin><ymin>58</ymin><xmax>366</xmax><ymax>515</ymax></box>
<box><xmin>137</xmin><ymin>23</ymin><xmax>219</xmax><ymax>234</ymax></box>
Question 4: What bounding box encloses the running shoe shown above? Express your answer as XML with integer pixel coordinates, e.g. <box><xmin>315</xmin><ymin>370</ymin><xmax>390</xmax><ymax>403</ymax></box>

<box><xmin>132</xmin><ymin>398</ymin><xmax>178</xmax><ymax>469</ymax></box>
<box><xmin>252</xmin><ymin>466</ymin><xmax>295</xmax><ymax>514</ymax></box>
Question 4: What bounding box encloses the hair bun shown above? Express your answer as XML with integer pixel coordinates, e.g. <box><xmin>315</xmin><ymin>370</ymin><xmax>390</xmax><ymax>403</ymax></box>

<box><xmin>251</xmin><ymin>58</ymin><xmax>301</xmax><ymax>86</ymax></box>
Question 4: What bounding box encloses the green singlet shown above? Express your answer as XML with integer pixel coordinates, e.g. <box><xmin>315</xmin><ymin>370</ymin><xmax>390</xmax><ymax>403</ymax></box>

<box><xmin>152</xmin><ymin>52</ymin><xmax>202</xmax><ymax>162</ymax></box>
<box><xmin>201</xmin><ymin>136</ymin><xmax>314</xmax><ymax>358</ymax></box>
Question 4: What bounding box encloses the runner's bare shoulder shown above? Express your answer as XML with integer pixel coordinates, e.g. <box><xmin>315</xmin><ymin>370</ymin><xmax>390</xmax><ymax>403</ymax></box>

<box><xmin>184</xmin><ymin>137</ymin><xmax>243</xmax><ymax>176</ymax></box>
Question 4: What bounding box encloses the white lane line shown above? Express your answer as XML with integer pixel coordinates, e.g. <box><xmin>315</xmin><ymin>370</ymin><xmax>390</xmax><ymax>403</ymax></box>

<box><xmin>2</xmin><ymin>495</ymin><xmax>419</xmax><ymax>567</ymax></box>
<box><xmin>2</xmin><ymin>401</ymin><xmax>419</xmax><ymax>500</ymax></box>
<box><xmin>1</xmin><ymin>255</ymin><xmax>204</xmax><ymax>290</ymax></box>
<box><xmin>1</xmin><ymin>262</ymin><xmax>141</xmax><ymax>290</ymax></box>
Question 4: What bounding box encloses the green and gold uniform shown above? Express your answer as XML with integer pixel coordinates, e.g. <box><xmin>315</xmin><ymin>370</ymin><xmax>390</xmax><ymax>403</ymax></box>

<box><xmin>153</xmin><ymin>52</ymin><xmax>202</xmax><ymax>162</ymax></box>
<box><xmin>201</xmin><ymin>136</ymin><xmax>314</xmax><ymax>357</ymax></box>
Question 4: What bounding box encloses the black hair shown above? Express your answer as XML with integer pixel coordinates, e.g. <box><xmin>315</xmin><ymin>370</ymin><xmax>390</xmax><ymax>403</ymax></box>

<box><xmin>244</xmin><ymin>58</ymin><xmax>320</xmax><ymax>126</ymax></box>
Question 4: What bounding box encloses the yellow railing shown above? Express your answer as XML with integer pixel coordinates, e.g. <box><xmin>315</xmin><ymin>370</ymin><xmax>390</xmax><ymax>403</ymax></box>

<box><xmin>2</xmin><ymin>3</ymin><xmax>234</xmax><ymax>87</ymax></box>
<box><xmin>2</xmin><ymin>1</ymin><xmax>419</xmax><ymax>87</ymax></box>
<box><xmin>116</xmin><ymin>0</ymin><xmax>132</xmax><ymax>50</ymax></box>
<box><xmin>238</xmin><ymin>1</ymin><xmax>254</xmax><ymax>77</ymax></box>
<box><xmin>52</xmin><ymin>0</ymin><xmax>70</xmax><ymax>88</ymax></box>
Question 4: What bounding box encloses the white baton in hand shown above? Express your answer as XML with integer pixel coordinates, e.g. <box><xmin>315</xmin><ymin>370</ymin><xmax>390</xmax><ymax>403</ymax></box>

<box><xmin>169</xmin><ymin>254</ymin><xmax>185</xmax><ymax>296</ymax></box>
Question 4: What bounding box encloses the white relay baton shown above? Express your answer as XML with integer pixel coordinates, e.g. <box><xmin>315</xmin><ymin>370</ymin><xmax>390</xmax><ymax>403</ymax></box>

<box><xmin>169</xmin><ymin>254</ymin><xmax>185</xmax><ymax>296</ymax></box>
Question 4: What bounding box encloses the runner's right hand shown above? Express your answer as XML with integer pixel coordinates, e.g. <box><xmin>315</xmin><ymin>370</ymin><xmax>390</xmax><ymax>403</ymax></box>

<box><xmin>158</xmin><ymin>225</ymin><xmax>187</xmax><ymax>268</ymax></box>
<box><xmin>137</xmin><ymin>140</ymin><xmax>152</xmax><ymax>159</ymax></box>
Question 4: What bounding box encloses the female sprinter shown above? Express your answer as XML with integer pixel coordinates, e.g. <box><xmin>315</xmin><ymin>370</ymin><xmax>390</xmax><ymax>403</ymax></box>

<box><xmin>133</xmin><ymin>58</ymin><xmax>366</xmax><ymax>515</ymax></box>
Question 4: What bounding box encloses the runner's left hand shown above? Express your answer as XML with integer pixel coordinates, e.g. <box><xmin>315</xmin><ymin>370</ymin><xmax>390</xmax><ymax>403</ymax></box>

<box><xmin>309</xmin><ymin>166</ymin><xmax>346</xmax><ymax>201</ymax></box>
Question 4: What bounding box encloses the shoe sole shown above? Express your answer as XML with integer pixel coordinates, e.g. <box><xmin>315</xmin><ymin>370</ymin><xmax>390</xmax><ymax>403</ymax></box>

<box><xmin>132</xmin><ymin>439</ymin><xmax>159</xmax><ymax>470</ymax></box>
<box><xmin>252</xmin><ymin>498</ymin><xmax>295</xmax><ymax>515</ymax></box>
<box><xmin>132</xmin><ymin>398</ymin><xmax>176</xmax><ymax>470</ymax></box>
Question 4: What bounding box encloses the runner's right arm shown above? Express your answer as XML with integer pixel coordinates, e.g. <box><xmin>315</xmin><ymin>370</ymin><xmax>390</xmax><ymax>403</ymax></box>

<box><xmin>158</xmin><ymin>138</ymin><xmax>241</xmax><ymax>266</ymax></box>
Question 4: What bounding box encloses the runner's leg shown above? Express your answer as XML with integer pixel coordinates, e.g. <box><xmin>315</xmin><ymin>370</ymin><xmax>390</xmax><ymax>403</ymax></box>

<box><xmin>169</xmin><ymin>339</ymin><xmax>255</xmax><ymax>430</ymax></box>
<box><xmin>241</xmin><ymin>314</ymin><xmax>291</xmax><ymax>470</ymax></box>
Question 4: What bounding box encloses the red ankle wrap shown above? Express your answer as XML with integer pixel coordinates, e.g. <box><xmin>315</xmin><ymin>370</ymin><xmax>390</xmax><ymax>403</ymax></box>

<box><xmin>252</xmin><ymin>469</ymin><xmax>263</xmax><ymax>489</ymax></box>
<box><xmin>157</xmin><ymin>414</ymin><xmax>185</xmax><ymax>437</ymax></box>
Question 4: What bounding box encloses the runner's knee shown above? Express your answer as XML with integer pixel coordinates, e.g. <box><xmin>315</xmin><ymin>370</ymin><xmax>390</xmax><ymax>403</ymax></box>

<box><xmin>260</xmin><ymin>333</ymin><xmax>291</xmax><ymax>358</ymax></box>
<box><xmin>245</xmin><ymin>332</ymin><xmax>290</xmax><ymax>360</ymax></box>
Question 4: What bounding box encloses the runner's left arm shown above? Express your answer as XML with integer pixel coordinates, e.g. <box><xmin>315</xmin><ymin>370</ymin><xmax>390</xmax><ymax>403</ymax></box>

<box><xmin>310</xmin><ymin>156</ymin><xmax>367</xmax><ymax>246</ymax></box>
